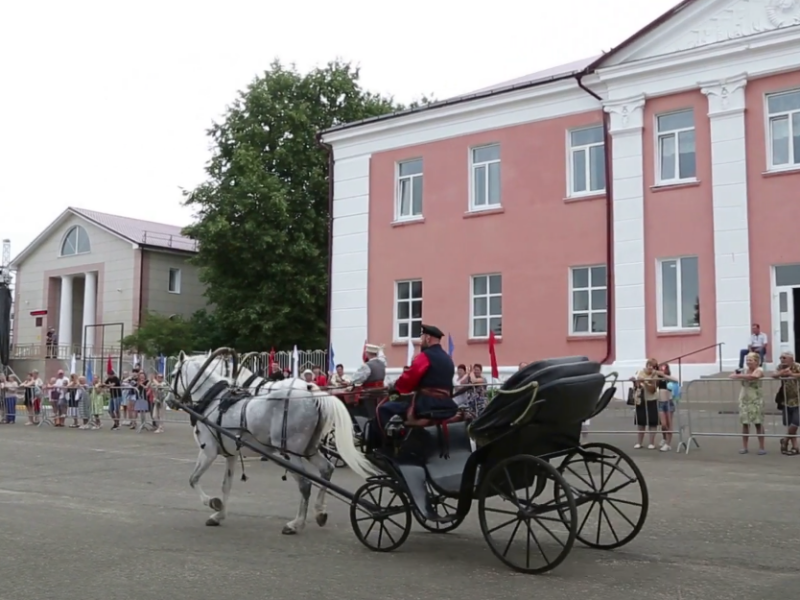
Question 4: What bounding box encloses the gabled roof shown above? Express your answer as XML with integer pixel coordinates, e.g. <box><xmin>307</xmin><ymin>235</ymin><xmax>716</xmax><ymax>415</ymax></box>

<box><xmin>10</xmin><ymin>207</ymin><xmax>197</xmax><ymax>268</ymax></box>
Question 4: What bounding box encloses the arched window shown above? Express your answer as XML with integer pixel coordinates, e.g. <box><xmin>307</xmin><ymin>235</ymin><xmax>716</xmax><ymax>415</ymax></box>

<box><xmin>60</xmin><ymin>225</ymin><xmax>91</xmax><ymax>256</ymax></box>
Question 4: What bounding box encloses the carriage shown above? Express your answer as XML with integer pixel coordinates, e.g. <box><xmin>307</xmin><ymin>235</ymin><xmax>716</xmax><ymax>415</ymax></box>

<box><xmin>171</xmin><ymin>352</ymin><xmax>648</xmax><ymax>575</ymax></box>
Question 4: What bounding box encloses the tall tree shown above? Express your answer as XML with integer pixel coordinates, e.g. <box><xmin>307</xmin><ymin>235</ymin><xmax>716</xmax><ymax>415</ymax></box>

<box><xmin>183</xmin><ymin>60</ymin><xmax>410</xmax><ymax>351</ymax></box>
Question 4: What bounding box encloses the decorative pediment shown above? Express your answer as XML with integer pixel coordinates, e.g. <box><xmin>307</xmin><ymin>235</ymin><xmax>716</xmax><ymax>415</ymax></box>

<box><xmin>603</xmin><ymin>0</ymin><xmax>800</xmax><ymax>66</ymax></box>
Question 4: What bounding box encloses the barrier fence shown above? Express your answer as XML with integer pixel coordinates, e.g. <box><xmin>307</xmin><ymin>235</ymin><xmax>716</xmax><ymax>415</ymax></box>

<box><xmin>1</xmin><ymin>375</ymin><xmax>798</xmax><ymax>456</ymax></box>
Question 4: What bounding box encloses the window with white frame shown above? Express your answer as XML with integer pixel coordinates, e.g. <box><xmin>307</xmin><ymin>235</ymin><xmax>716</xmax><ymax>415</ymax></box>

<box><xmin>396</xmin><ymin>159</ymin><xmax>423</xmax><ymax>219</ymax></box>
<box><xmin>395</xmin><ymin>280</ymin><xmax>422</xmax><ymax>339</ymax></box>
<box><xmin>569</xmin><ymin>126</ymin><xmax>605</xmax><ymax>195</ymax></box>
<box><xmin>60</xmin><ymin>225</ymin><xmax>91</xmax><ymax>256</ymax></box>
<box><xmin>656</xmin><ymin>109</ymin><xmax>696</xmax><ymax>183</ymax></box>
<box><xmin>168</xmin><ymin>268</ymin><xmax>182</xmax><ymax>294</ymax></box>
<box><xmin>470</xmin><ymin>145</ymin><xmax>501</xmax><ymax>210</ymax></box>
<box><xmin>767</xmin><ymin>89</ymin><xmax>800</xmax><ymax>169</ymax></box>
<box><xmin>570</xmin><ymin>266</ymin><xmax>607</xmax><ymax>334</ymax></box>
<box><xmin>470</xmin><ymin>274</ymin><xmax>502</xmax><ymax>338</ymax></box>
<box><xmin>658</xmin><ymin>257</ymin><xmax>700</xmax><ymax>330</ymax></box>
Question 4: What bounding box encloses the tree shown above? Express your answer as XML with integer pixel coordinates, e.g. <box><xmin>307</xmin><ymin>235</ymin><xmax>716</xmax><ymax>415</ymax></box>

<box><xmin>183</xmin><ymin>60</ymin><xmax>427</xmax><ymax>351</ymax></box>
<box><xmin>122</xmin><ymin>312</ymin><xmax>196</xmax><ymax>357</ymax></box>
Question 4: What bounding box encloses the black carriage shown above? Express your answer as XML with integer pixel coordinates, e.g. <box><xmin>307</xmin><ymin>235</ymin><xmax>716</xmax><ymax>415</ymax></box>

<box><xmin>349</xmin><ymin>357</ymin><xmax>649</xmax><ymax>574</ymax></box>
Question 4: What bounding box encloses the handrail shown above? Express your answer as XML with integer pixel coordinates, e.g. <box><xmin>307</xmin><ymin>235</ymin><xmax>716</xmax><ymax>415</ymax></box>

<box><xmin>661</xmin><ymin>342</ymin><xmax>723</xmax><ymax>366</ymax></box>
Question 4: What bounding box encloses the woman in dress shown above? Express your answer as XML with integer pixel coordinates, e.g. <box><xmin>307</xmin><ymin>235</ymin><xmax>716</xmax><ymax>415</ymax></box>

<box><xmin>133</xmin><ymin>372</ymin><xmax>151</xmax><ymax>429</ymax></box>
<box><xmin>630</xmin><ymin>358</ymin><xmax>660</xmax><ymax>449</ymax></box>
<box><xmin>730</xmin><ymin>351</ymin><xmax>766</xmax><ymax>455</ymax></box>
<box><xmin>656</xmin><ymin>363</ymin><xmax>679</xmax><ymax>452</ymax></box>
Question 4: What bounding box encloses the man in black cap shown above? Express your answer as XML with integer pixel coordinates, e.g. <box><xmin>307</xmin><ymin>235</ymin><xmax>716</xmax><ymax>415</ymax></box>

<box><xmin>372</xmin><ymin>324</ymin><xmax>457</xmax><ymax>444</ymax></box>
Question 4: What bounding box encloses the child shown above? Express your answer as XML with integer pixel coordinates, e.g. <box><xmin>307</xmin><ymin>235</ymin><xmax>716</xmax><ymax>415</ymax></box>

<box><xmin>67</xmin><ymin>374</ymin><xmax>81</xmax><ymax>428</ymax></box>
<box><xmin>48</xmin><ymin>378</ymin><xmax>64</xmax><ymax>427</ymax></box>
<box><xmin>149</xmin><ymin>373</ymin><xmax>168</xmax><ymax>433</ymax></box>
<box><xmin>77</xmin><ymin>376</ymin><xmax>91</xmax><ymax>429</ymax></box>
<box><xmin>90</xmin><ymin>379</ymin><xmax>106</xmax><ymax>429</ymax></box>
<box><xmin>133</xmin><ymin>373</ymin><xmax>151</xmax><ymax>430</ymax></box>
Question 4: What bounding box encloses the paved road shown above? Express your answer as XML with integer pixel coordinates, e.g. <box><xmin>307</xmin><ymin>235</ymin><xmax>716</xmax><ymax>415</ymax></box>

<box><xmin>0</xmin><ymin>424</ymin><xmax>797</xmax><ymax>600</ymax></box>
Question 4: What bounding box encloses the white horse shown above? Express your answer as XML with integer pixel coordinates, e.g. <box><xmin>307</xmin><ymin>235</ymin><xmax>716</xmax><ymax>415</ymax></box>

<box><xmin>171</xmin><ymin>352</ymin><xmax>382</xmax><ymax>533</ymax></box>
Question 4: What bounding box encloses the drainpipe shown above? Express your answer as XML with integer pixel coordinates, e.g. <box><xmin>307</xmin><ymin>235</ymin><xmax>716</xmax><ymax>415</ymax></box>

<box><xmin>576</xmin><ymin>74</ymin><xmax>614</xmax><ymax>365</ymax></box>
<box><xmin>315</xmin><ymin>133</ymin><xmax>334</xmax><ymax>359</ymax></box>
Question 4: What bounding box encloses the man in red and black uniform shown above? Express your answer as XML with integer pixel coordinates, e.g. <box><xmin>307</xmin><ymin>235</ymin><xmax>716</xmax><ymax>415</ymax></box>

<box><xmin>377</xmin><ymin>324</ymin><xmax>457</xmax><ymax>435</ymax></box>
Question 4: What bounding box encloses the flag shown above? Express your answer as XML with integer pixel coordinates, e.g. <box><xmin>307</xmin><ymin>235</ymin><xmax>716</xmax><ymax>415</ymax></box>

<box><xmin>406</xmin><ymin>337</ymin><xmax>414</xmax><ymax>367</ymax></box>
<box><xmin>362</xmin><ymin>340</ymin><xmax>368</xmax><ymax>363</ymax></box>
<box><xmin>447</xmin><ymin>334</ymin><xmax>454</xmax><ymax>357</ymax></box>
<box><xmin>328</xmin><ymin>343</ymin><xmax>335</xmax><ymax>373</ymax></box>
<box><xmin>70</xmin><ymin>353</ymin><xmax>77</xmax><ymax>376</ymax></box>
<box><xmin>268</xmin><ymin>347</ymin><xmax>276</xmax><ymax>374</ymax></box>
<box><xmin>106</xmin><ymin>355</ymin><xmax>113</xmax><ymax>374</ymax></box>
<box><xmin>132</xmin><ymin>353</ymin><xmax>139</xmax><ymax>369</ymax></box>
<box><xmin>157</xmin><ymin>354</ymin><xmax>166</xmax><ymax>376</ymax></box>
<box><xmin>488</xmin><ymin>330</ymin><xmax>499</xmax><ymax>379</ymax></box>
<box><xmin>86</xmin><ymin>360</ymin><xmax>94</xmax><ymax>384</ymax></box>
<box><xmin>292</xmin><ymin>345</ymin><xmax>299</xmax><ymax>378</ymax></box>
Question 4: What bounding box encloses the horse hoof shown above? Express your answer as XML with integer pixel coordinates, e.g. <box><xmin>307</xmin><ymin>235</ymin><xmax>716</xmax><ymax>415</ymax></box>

<box><xmin>315</xmin><ymin>513</ymin><xmax>328</xmax><ymax>527</ymax></box>
<box><xmin>281</xmin><ymin>525</ymin><xmax>297</xmax><ymax>535</ymax></box>
<box><xmin>209</xmin><ymin>497</ymin><xmax>223</xmax><ymax>511</ymax></box>
<box><xmin>205</xmin><ymin>518</ymin><xmax>220</xmax><ymax>527</ymax></box>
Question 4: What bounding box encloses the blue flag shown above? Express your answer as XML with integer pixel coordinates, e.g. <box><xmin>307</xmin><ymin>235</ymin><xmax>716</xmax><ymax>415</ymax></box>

<box><xmin>86</xmin><ymin>360</ymin><xmax>94</xmax><ymax>384</ymax></box>
<box><xmin>157</xmin><ymin>354</ymin><xmax>166</xmax><ymax>376</ymax></box>
<box><xmin>328</xmin><ymin>344</ymin><xmax>335</xmax><ymax>373</ymax></box>
<box><xmin>448</xmin><ymin>334</ymin><xmax>454</xmax><ymax>357</ymax></box>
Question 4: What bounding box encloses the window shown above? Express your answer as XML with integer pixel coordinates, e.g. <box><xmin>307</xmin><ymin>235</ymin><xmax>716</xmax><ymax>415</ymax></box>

<box><xmin>470</xmin><ymin>274</ymin><xmax>502</xmax><ymax>338</ymax></box>
<box><xmin>60</xmin><ymin>225</ymin><xmax>91</xmax><ymax>256</ymax></box>
<box><xmin>658</xmin><ymin>257</ymin><xmax>700</xmax><ymax>330</ymax></box>
<box><xmin>569</xmin><ymin>126</ymin><xmax>606</xmax><ymax>196</ymax></box>
<box><xmin>767</xmin><ymin>90</ymin><xmax>800</xmax><ymax>169</ymax></box>
<box><xmin>396</xmin><ymin>159</ymin><xmax>423</xmax><ymax>220</ymax></box>
<box><xmin>168</xmin><ymin>268</ymin><xmax>182</xmax><ymax>294</ymax></box>
<box><xmin>470</xmin><ymin>145</ymin><xmax>501</xmax><ymax>210</ymax></box>
<box><xmin>570</xmin><ymin>266</ymin><xmax>607</xmax><ymax>334</ymax></box>
<box><xmin>395</xmin><ymin>280</ymin><xmax>422</xmax><ymax>339</ymax></box>
<box><xmin>656</xmin><ymin>110</ymin><xmax>696</xmax><ymax>183</ymax></box>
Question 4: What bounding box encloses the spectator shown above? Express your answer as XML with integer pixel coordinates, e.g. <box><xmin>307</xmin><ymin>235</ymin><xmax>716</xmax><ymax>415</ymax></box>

<box><xmin>773</xmin><ymin>352</ymin><xmax>800</xmax><ymax>456</ymax></box>
<box><xmin>89</xmin><ymin>377</ymin><xmax>106</xmax><ymax>429</ymax></box>
<box><xmin>65</xmin><ymin>374</ymin><xmax>80</xmax><ymax>428</ymax></box>
<box><xmin>631</xmin><ymin>359</ymin><xmax>660</xmax><ymax>449</ymax></box>
<box><xmin>311</xmin><ymin>365</ymin><xmax>328</xmax><ymax>387</ymax></box>
<box><xmin>329</xmin><ymin>364</ymin><xmax>350</xmax><ymax>387</ymax></box>
<box><xmin>656</xmin><ymin>363</ymin><xmax>679</xmax><ymax>452</ymax></box>
<box><xmin>0</xmin><ymin>375</ymin><xmax>7</xmax><ymax>423</ymax></box>
<box><xmin>267</xmin><ymin>363</ymin><xmax>285</xmax><ymax>381</ymax></box>
<box><xmin>45</xmin><ymin>328</ymin><xmax>57</xmax><ymax>358</ymax></box>
<box><xmin>54</xmin><ymin>369</ymin><xmax>70</xmax><ymax>427</ymax></box>
<box><xmin>21</xmin><ymin>372</ymin><xmax>37</xmax><ymax>425</ymax></box>
<box><xmin>77</xmin><ymin>375</ymin><xmax>91</xmax><ymax>429</ymax></box>
<box><xmin>122</xmin><ymin>371</ymin><xmax>138</xmax><ymax>429</ymax></box>
<box><xmin>739</xmin><ymin>324</ymin><xmax>768</xmax><ymax>370</ymax></box>
<box><xmin>453</xmin><ymin>364</ymin><xmax>470</xmax><ymax>407</ymax></box>
<box><xmin>105</xmin><ymin>369</ymin><xmax>122</xmax><ymax>430</ymax></box>
<box><xmin>30</xmin><ymin>370</ymin><xmax>43</xmax><ymax>425</ymax></box>
<box><xmin>2</xmin><ymin>375</ymin><xmax>19</xmax><ymax>424</ymax></box>
<box><xmin>48</xmin><ymin>377</ymin><xmax>65</xmax><ymax>427</ymax></box>
<box><xmin>302</xmin><ymin>369</ymin><xmax>314</xmax><ymax>384</ymax></box>
<box><xmin>149</xmin><ymin>373</ymin><xmax>169</xmax><ymax>433</ymax></box>
<box><xmin>133</xmin><ymin>372</ymin><xmax>150</xmax><ymax>429</ymax></box>
<box><xmin>730</xmin><ymin>351</ymin><xmax>766</xmax><ymax>455</ymax></box>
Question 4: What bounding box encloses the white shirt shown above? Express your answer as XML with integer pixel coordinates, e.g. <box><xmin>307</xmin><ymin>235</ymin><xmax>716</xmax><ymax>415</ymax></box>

<box><xmin>55</xmin><ymin>376</ymin><xmax>70</xmax><ymax>389</ymax></box>
<box><xmin>749</xmin><ymin>332</ymin><xmax>768</xmax><ymax>349</ymax></box>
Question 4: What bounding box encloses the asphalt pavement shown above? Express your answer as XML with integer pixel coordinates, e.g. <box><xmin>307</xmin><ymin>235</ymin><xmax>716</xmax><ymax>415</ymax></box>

<box><xmin>0</xmin><ymin>422</ymin><xmax>798</xmax><ymax>600</ymax></box>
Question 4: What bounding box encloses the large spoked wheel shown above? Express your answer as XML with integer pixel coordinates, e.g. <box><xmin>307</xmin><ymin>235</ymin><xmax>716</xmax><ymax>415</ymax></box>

<box><xmin>478</xmin><ymin>455</ymin><xmax>577</xmax><ymax>574</ymax></box>
<box><xmin>320</xmin><ymin>430</ymin><xmax>346</xmax><ymax>468</ymax></box>
<box><xmin>413</xmin><ymin>482</ymin><xmax>465</xmax><ymax>533</ymax></box>
<box><xmin>350</xmin><ymin>479</ymin><xmax>412</xmax><ymax>552</ymax></box>
<box><xmin>556</xmin><ymin>442</ymin><xmax>649</xmax><ymax>550</ymax></box>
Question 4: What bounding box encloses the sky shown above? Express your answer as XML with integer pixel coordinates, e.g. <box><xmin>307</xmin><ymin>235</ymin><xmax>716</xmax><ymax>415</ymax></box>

<box><xmin>0</xmin><ymin>0</ymin><xmax>679</xmax><ymax>262</ymax></box>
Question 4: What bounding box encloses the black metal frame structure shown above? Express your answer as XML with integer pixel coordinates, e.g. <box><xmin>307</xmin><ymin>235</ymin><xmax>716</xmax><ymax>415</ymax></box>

<box><xmin>82</xmin><ymin>322</ymin><xmax>124</xmax><ymax>376</ymax></box>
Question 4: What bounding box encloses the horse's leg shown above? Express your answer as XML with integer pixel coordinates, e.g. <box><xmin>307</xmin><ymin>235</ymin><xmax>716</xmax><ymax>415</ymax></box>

<box><xmin>307</xmin><ymin>452</ymin><xmax>334</xmax><ymax>527</ymax></box>
<box><xmin>282</xmin><ymin>459</ymin><xmax>312</xmax><ymax>535</ymax></box>
<box><xmin>189</xmin><ymin>425</ymin><xmax>218</xmax><ymax>509</ymax></box>
<box><xmin>207</xmin><ymin>455</ymin><xmax>236</xmax><ymax>527</ymax></box>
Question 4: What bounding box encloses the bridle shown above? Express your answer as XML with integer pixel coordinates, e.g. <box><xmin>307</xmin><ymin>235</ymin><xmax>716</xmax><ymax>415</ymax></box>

<box><xmin>170</xmin><ymin>348</ymin><xmax>240</xmax><ymax>407</ymax></box>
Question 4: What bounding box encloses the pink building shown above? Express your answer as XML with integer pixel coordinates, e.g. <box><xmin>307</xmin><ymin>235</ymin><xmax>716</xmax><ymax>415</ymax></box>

<box><xmin>321</xmin><ymin>0</ymin><xmax>800</xmax><ymax>380</ymax></box>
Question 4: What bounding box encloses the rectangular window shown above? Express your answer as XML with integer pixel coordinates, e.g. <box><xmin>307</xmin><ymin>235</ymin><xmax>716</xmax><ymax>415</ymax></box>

<box><xmin>656</xmin><ymin>109</ymin><xmax>696</xmax><ymax>183</ymax></box>
<box><xmin>470</xmin><ymin>274</ymin><xmax>502</xmax><ymax>338</ymax></box>
<box><xmin>766</xmin><ymin>89</ymin><xmax>800</xmax><ymax>169</ymax></box>
<box><xmin>395</xmin><ymin>280</ymin><xmax>422</xmax><ymax>340</ymax></box>
<box><xmin>569</xmin><ymin>126</ymin><xmax>606</xmax><ymax>196</ymax></box>
<box><xmin>569</xmin><ymin>266</ymin><xmax>607</xmax><ymax>334</ymax></box>
<box><xmin>168</xmin><ymin>268</ymin><xmax>182</xmax><ymax>294</ymax></box>
<box><xmin>396</xmin><ymin>159</ymin><xmax>423</xmax><ymax>220</ymax></box>
<box><xmin>470</xmin><ymin>144</ymin><xmax>501</xmax><ymax>210</ymax></box>
<box><xmin>658</xmin><ymin>257</ymin><xmax>700</xmax><ymax>330</ymax></box>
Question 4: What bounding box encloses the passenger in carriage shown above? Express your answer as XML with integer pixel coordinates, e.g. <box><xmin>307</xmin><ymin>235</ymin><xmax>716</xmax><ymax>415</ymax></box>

<box><xmin>351</xmin><ymin>344</ymin><xmax>386</xmax><ymax>390</ymax></box>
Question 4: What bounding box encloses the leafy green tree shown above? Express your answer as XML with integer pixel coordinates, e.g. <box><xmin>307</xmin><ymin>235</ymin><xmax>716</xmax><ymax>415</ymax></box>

<box><xmin>122</xmin><ymin>312</ymin><xmax>196</xmax><ymax>357</ymax></box>
<box><xmin>183</xmin><ymin>60</ymin><xmax>428</xmax><ymax>351</ymax></box>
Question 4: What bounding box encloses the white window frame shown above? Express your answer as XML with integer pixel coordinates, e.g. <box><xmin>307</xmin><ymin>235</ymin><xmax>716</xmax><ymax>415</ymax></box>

<box><xmin>766</xmin><ymin>89</ymin><xmax>800</xmax><ymax>171</ymax></box>
<box><xmin>59</xmin><ymin>225</ymin><xmax>91</xmax><ymax>257</ymax></box>
<box><xmin>393</xmin><ymin>279</ymin><xmax>422</xmax><ymax>341</ymax></box>
<box><xmin>655</xmin><ymin>109</ymin><xmax>696</xmax><ymax>185</ymax></box>
<box><xmin>469</xmin><ymin>274</ymin><xmax>502</xmax><ymax>339</ymax></box>
<box><xmin>568</xmin><ymin>265</ymin><xmax>608</xmax><ymax>335</ymax></box>
<box><xmin>469</xmin><ymin>144</ymin><xmax>501</xmax><ymax>212</ymax></box>
<box><xmin>395</xmin><ymin>158</ymin><xmax>423</xmax><ymax>221</ymax></box>
<box><xmin>168</xmin><ymin>268</ymin><xmax>182</xmax><ymax>294</ymax></box>
<box><xmin>656</xmin><ymin>256</ymin><xmax>701</xmax><ymax>332</ymax></box>
<box><xmin>567</xmin><ymin>126</ymin><xmax>606</xmax><ymax>197</ymax></box>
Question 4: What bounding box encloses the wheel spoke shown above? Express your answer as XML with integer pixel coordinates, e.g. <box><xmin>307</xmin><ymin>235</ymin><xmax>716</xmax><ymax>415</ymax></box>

<box><xmin>526</xmin><ymin>518</ymin><xmax>550</xmax><ymax>566</ymax></box>
<box><xmin>563</xmin><ymin>463</ymin><xmax>594</xmax><ymax>489</ymax></box>
<box><xmin>605</xmin><ymin>497</ymin><xmax>643</xmax><ymax>509</ymax></box>
<box><xmin>530</xmin><ymin>514</ymin><xmax>567</xmax><ymax>548</ymax></box>
<box><xmin>502</xmin><ymin>468</ymin><xmax>522</xmax><ymax>508</ymax></box>
<box><xmin>501</xmin><ymin>519</ymin><xmax>523</xmax><ymax>558</ymax></box>
<box><xmin>577</xmin><ymin>499</ymin><xmax>597</xmax><ymax>536</ymax></box>
<box><xmin>486</xmin><ymin>516</ymin><xmax>521</xmax><ymax>535</ymax></box>
<box><xmin>605</xmin><ymin>498</ymin><xmax>637</xmax><ymax>528</ymax></box>
<box><xmin>380</xmin><ymin>521</ymin><xmax>397</xmax><ymax>546</ymax></box>
<box><xmin>483</xmin><ymin>506</ymin><xmax>518</xmax><ymax>517</ymax></box>
<box><xmin>599</xmin><ymin>503</ymin><xmax>620</xmax><ymax>544</ymax></box>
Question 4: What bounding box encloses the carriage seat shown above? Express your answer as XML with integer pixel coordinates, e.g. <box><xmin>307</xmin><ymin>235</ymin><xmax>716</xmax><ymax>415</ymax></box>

<box><xmin>404</xmin><ymin>406</ymin><xmax>465</xmax><ymax>428</ymax></box>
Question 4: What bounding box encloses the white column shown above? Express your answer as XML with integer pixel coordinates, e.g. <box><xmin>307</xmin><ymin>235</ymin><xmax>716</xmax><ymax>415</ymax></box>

<box><xmin>701</xmin><ymin>74</ymin><xmax>751</xmax><ymax>368</ymax></box>
<box><xmin>82</xmin><ymin>271</ymin><xmax>97</xmax><ymax>354</ymax></box>
<box><xmin>58</xmin><ymin>274</ymin><xmax>74</xmax><ymax>352</ymax></box>
<box><xmin>604</xmin><ymin>95</ymin><xmax>647</xmax><ymax>367</ymax></box>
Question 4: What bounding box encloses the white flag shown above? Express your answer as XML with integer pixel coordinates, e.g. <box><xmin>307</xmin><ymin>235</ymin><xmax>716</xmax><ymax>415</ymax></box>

<box><xmin>406</xmin><ymin>337</ymin><xmax>414</xmax><ymax>367</ymax></box>
<box><xmin>292</xmin><ymin>345</ymin><xmax>299</xmax><ymax>378</ymax></box>
<box><xmin>70</xmin><ymin>353</ymin><xmax>77</xmax><ymax>376</ymax></box>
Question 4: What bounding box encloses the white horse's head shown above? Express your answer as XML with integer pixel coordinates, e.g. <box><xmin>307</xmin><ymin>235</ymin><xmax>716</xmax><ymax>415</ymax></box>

<box><xmin>171</xmin><ymin>350</ymin><xmax>234</xmax><ymax>405</ymax></box>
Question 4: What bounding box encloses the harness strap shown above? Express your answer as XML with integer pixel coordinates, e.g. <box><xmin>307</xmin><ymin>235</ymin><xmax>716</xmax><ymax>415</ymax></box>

<box><xmin>242</xmin><ymin>374</ymin><xmax>258</xmax><ymax>389</ymax></box>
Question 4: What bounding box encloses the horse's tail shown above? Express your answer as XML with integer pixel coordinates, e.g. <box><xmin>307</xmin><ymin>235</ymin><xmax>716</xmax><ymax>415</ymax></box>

<box><xmin>316</xmin><ymin>395</ymin><xmax>383</xmax><ymax>479</ymax></box>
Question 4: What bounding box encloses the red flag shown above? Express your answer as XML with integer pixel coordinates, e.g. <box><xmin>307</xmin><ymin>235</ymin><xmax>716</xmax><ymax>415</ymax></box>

<box><xmin>362</xmin><ymin>340</ymin><xmax>368</xmax><ymax>363</ymax></box>
<box><xmin>488</xmin><ymin>331</ymin><xmax>499</xmax><ymax>379</ymax></box>
<box><xmin>268</xmin><ymin>348</ymin><xmax>276</xmax><ymax>373</ymax></box>
<box><xmin>106</xmin><ymin>355</ymin><xmax>113</xmax><ymax>375</ymax></box>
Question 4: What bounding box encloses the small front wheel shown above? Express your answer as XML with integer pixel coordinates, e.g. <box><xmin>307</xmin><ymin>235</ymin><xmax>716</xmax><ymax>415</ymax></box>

<box><xmin>350</xmin><ymin>479</ymin><xmax>412</xmax><ymax>552</ymax></box>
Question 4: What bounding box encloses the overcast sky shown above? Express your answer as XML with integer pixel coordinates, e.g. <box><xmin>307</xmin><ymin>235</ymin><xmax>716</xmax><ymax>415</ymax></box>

<box><xmin>0</xmin><ymin>0</ymin><xmax>677</xmax><ymax>261</ymax></box>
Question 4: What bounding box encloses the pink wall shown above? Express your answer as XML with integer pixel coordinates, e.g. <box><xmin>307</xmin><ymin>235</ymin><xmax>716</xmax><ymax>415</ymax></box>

<box><xmin>642</xmin><ymin>91</ymin><xmax>717</xmax><ymax>364</ymax></box>
<box><xmin>746</xmin><ymin>70</ymin><xmax>800</xmax><ymax>354</ymax></box>
<box><xmin>367</xmin><ymin>111</ymin><xmax>611</xmax><ymax>368</ymax></box>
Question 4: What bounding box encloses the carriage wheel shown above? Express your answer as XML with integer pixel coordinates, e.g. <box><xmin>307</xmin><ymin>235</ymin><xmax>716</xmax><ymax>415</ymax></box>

<box><xmin>413</xmin><ymin>482</ymin><xmax>465</xmax><ymax>533</ymax></box>
<box><xmin>350</xmin><ymin>479</ymin><xmax>412</xmax><ymax>552</ymax></box>
<box><xmin>556</xmin><ymin>442</ymin><xmax>649</xmax><ymax>550</ymax></box>
<box><xmin>478</xmin><ymin>455</ymin><xmax>577</xmax><ymax>574</ymax></box>
<box><xmin>320</xmin><ymin>430</ymin><xmax>346</xmax><ymax>468</ymax></box>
